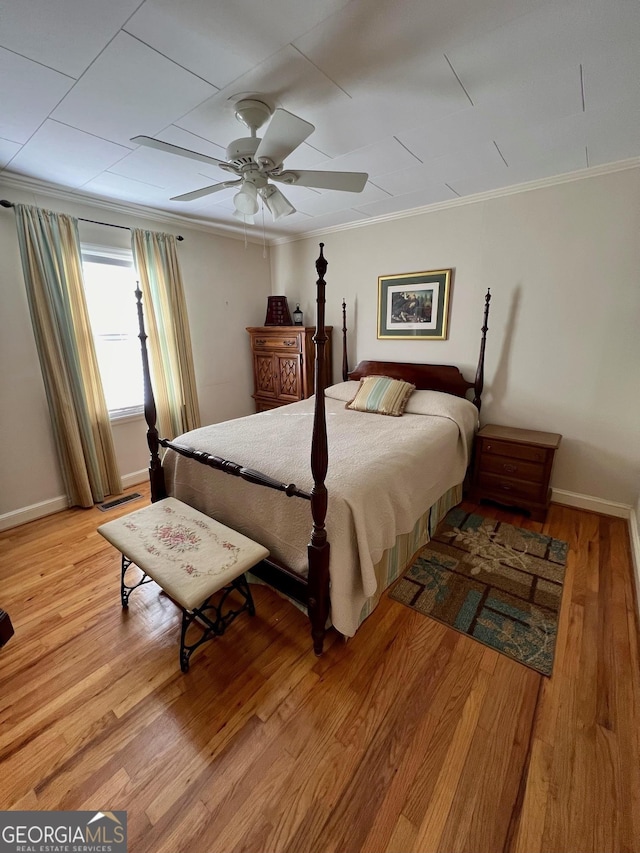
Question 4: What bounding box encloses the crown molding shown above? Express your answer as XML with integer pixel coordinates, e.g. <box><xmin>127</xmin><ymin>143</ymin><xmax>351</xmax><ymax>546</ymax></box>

<box><xmin>3</xmin><ymin>157</ymin><xmax>639</xmax><ymax>250</ymax></box>
<box><xmin>0</xmin><ymin>172</ymin><xmax>267</xmax><ymax>245</ymax></box>
<box><xmin>269</xmin><ymin>157</ymin><xmax>640</xmax><ymax>246</ymax></box>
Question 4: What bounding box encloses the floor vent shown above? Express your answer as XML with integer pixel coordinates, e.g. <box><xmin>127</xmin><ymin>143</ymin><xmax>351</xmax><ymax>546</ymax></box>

<box><xmin>98</xmin><ymin>492</ymin><xmax>142</xmax><ymax>512</ymax></box>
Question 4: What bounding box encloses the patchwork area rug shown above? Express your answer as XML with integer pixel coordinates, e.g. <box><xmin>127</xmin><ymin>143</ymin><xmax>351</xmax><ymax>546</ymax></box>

<box><xmin>390</xmin><ymin>507</ymin><xmax>568</xmax><ymax>676</ymax></box>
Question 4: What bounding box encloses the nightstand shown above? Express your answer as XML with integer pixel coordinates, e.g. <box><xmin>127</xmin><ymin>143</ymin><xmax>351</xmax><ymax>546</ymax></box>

<box><xmin>469</xmin><ymin>425</ymin><xmax>562</xmax><ymax>522</ymax></box>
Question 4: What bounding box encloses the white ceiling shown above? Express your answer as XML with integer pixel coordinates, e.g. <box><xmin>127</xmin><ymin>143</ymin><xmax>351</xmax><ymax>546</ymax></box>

<box><xmin>1</xmin><ymin>0</ymin><xmax>639</xmax><ymax>240</ymax></box>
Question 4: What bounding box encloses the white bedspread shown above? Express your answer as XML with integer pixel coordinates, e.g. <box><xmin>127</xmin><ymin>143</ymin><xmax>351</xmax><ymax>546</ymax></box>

<box><xmin>163</xmin><ymin>382</ymin><xmax>478</xmax><ymax>636</ymax></box>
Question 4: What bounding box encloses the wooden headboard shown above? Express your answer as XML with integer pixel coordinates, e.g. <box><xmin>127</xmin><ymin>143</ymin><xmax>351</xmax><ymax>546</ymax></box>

<box><xmin>349</xmin><ymin>361</ymin><xmax>474</xmax><ymax>398</ymax></box>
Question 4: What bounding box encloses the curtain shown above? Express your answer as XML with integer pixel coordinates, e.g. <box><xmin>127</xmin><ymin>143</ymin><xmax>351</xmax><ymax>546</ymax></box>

<box><xmin>131</xmin><ymin>228</ymin><xmax>200</xmax><ymax>439</ymax></box>
<box><xmin>14</xmin><ymin>204</ymin><xmax>122</xmax><ymax>507</ymax></box>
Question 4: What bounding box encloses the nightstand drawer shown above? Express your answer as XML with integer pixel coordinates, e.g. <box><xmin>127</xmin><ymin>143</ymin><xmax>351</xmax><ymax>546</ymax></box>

<box><xmin>481</xmin><ymin>438</ymin><xmax>548</xmax><ymax>464</ymax></box>
<box><xmin>478</xmin><ymin>472</ymin><xmax>546</xmax><ymax>504</ymax></box>
<box><xmin>480</xmin><ymin>454</ymin><xmax>545</xmax><ymax>484</ymax></box>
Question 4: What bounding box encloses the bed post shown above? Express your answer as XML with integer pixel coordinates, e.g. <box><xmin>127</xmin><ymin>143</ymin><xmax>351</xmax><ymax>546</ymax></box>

<box><xmin>135</xmin><ymin>286</ymin><xmax>167</xmax><ymax>502</ymax></box>
<box><xmin>342</xmin><ymin>298</ymin><xmax>349</xmax><ymax>382</ymax></box>
<box><xmin>307</xmin><ymin>244</ymin><xmax>331</xmax><ymax>655</ymax></box>
<box><xmin>473</xmin><ymin>288</ymin><xmax>491</xmax><ymax>411</ymax></box>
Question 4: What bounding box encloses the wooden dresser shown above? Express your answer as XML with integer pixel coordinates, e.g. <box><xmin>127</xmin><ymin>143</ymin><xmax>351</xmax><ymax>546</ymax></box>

<box><xmin>247</xmin><ymin>326</ymin><xmax>333</xmax><ymax>412</ymax></box>
<box><xmin>469</xmin><ymin>424</ymin><xmax>561</xmax><ymax>522</ymax></box>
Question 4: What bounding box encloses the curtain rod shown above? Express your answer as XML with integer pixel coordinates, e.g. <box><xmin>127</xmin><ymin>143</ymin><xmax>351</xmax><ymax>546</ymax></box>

<box><xmin>0</xmin><ymin>199</ymin><xmax>184</xmax><ymax>241</ymax></box>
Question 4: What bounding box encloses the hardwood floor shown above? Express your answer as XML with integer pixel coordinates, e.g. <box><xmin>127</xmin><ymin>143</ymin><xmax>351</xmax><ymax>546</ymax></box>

<box><xmin>1</xmin><ymin>486</ymin><xmax>639</xmax><ymax>852</ymax></box>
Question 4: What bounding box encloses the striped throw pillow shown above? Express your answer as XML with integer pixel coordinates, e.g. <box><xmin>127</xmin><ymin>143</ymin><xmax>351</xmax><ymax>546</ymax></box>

<box><xmin>346</xmin><ymin>375</ymin><xmax>416</xmax><ymax>416</ymax></box>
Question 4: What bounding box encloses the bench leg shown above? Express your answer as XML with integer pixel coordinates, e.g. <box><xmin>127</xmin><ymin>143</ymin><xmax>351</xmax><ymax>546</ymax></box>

<box><xmin>235</xmin><ymin>573</ymin><xmax>256</xmax><ymax>617</ymax></box>
<box><xmin>179</xmin><ymin>573</ymin><xmax>256</xmax><ymax>672</ymax></box>
<box><xmin>120</xmin><ymin>555</ymin><xmax>154</xmax><ymax>607</ymax></box>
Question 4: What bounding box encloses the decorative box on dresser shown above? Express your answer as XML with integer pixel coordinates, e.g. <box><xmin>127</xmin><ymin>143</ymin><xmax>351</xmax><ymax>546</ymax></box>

<box><xmin>247</xmin><ymin>326</ymin><xmax>333</xmax><ymax>412</ymax></box>
<box><xmin>470</xmin><ymin>424</ymin><xmax>562</xmax><ymax>522</ymax></box>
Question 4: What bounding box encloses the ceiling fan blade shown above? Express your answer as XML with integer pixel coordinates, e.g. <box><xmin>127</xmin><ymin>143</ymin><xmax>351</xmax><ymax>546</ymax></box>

<box><xmin>170</xmin><ymin>180</ymin><xmax>241</xmax><ymax>202</ymax></box>
<box><xmin>277</xmin><ymin>169</ymin><xmax>368</xmax><ymax>192</ymax></box>
<box><xmin>261</xmin><ymin>185</ymin><xmax>296</xmax><ymax>220</ymax></box>
<box><xmin>254</xmin><ymin>109</ymin><xmax>315</xmax><ymax>169</ymax></box>
<box><xmin>131</xmin><ymin>135</ymin><xmax>230</xmax><ymax>170</ymax></box>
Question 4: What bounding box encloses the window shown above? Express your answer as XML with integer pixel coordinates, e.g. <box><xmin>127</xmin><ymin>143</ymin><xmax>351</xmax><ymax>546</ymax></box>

<box><xmin>81</xmin><ymin>246</ymin><xmax>144</xmax><ymax>420</ymax></box>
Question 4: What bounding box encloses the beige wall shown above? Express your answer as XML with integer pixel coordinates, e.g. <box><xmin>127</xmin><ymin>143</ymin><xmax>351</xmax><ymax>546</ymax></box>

<box><xmin>270</xmin><ymin>167</ymin><xmax>640</xmax><ymax>508</ymax></box>
<box><xmin>2</xmin><ymin>167</ymin><xmax>638</xmax><ymax>524</ymax></box>
<box><xmin>0</xmin><ymin>182</ymin><xmax>270</xmax><ymax>521</ymax></box>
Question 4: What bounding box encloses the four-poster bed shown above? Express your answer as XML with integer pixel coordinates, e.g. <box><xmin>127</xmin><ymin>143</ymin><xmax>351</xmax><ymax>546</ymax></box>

<box><xmin>136</xmin><ymin>244</ymin><xmax>491</xmax><ymax>654</ymax></box>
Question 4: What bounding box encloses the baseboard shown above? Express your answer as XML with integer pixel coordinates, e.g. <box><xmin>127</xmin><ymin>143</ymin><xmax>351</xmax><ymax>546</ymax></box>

<box><xmin>0</xmin><ymin>470</ymin><xmax>149</xmax><ymax>532</ymax></box>
<box><xmin>121</xmin><ymin>470</ymin><xmax>148</xmax><ymax>489</ymax></box>
<box><xmin>0</xmin><ymin>495</ymin><xmax>69</xmax><ymax>532</ymax></box>
<box><xmin>551</xmin><ymin>488</ymin><xmax>632</xmax><ymax>519</ymax></box>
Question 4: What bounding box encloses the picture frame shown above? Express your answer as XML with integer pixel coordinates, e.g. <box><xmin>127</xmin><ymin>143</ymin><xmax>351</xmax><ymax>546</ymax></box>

<box><xmin>377</xmin><ymin>269</ymin><xmax>452</xmax><ymax>340</ymax></box>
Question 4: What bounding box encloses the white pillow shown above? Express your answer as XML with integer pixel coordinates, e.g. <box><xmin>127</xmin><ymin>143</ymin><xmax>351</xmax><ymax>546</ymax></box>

<box><xmin>324</xmin><ymin>381</ymin><xmax>361</xmax><ymax>402</ymax></box>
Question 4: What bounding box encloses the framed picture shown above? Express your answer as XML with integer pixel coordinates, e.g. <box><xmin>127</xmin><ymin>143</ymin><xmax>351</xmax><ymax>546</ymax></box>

<box><xmin>377</xmin><ymin>269</ymin><xmax>452</xmax><ymax>340</ymax></box>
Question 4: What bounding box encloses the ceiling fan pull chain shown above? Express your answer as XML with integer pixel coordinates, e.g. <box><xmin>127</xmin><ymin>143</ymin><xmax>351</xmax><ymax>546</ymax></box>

<box><xmin>262</xmin><ymin>204</ymin><xmax>267</xmax><ymax>259</ymax></box>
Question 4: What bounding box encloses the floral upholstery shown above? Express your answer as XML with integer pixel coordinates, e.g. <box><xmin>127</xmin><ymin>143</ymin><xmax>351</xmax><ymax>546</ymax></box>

<box><xmin>98</xmin><ymin>498</ymin><xmax>269</xmax><ymax>611</ymax></box>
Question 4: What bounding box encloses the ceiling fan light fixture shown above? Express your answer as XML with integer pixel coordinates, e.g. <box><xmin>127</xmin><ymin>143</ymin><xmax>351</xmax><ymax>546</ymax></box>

<box><xmin>233</xmin><ymin>182</ymin><xmax>259</xmax><ymax>215</ymax></box>
<box><xmin>233</xmin><ymin>210</ymin><xmax>256</xmax><ymax>225</ymax></box>
<box><xmin>262</xmin><ymin>185</ymin><xmax>295</xmax><ymax>220</ymax></box>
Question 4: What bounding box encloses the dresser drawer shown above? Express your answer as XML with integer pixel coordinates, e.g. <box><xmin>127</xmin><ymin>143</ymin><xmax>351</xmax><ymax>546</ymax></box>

<box><xmin>254</xmin><ymin>398</ymin><xmax>286</xmax><ymax>412</ymax></box>
<box><xmin>251</xmin><ymin>334</ymin><xmax>300</xmax><ymax>351</ymax></box>
<box><xmin>478</xmin><ymin>472</ymin><xmax>546</xmax><ymax>504</ymax></box>
<box><xmin>480</xmin><ymin>454</ymin><xmax>545</xmax><ymax>484</ymax></box>
<box><xmin>480</xmin><ymin>438</ymin><xmax>548</xmax><ymax>464</ymax></box>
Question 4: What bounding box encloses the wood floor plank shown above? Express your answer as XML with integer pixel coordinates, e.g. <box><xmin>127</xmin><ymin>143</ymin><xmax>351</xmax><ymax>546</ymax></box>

<box><xmin>384</xmin><ymin>814</ymin><xmax>418</xmax><ymax>853</ymax></box>
<box><xmin>510</xmin><ymin>736</ymin><xmax>554</xmax><ymax>853</ymax></box>
<box><xmin>1</xmin><ymin>491</ymin><xmax>639</xmax><ymax>852</ymax></box>
<box><xmin>128</xmin><ymin>714</ymin><xmax>271</xmax><ymax>849</ymax></box>
<box><xmin>301</xmin><ymin>627</ymin><xmax>460</xmax><ymax>853</ymax></box>
<box><xmin>360</xmin><ymin>710</ymin><xmax>440</xmax><ymax>853</ymax></box>
<box><xmin>410</xmin><ymin>667</ymin><xmax>493</xmax><ymax>852</ymax></box>
<box><xmin>438</xmin><ymin>659</ymin><xmax>539</xmax><ymax>853</ymax></box>
<box><xmin>400</xmin><ymin>638</ymin><xmax>487</xmax><ymax>826</ymax></box>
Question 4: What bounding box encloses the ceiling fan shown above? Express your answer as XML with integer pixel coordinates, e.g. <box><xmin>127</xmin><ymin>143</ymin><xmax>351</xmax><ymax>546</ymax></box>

<box><xmin>132</xmin><ymin>98</ymin><xmax>368</xmax><ymax>223</ymax></box>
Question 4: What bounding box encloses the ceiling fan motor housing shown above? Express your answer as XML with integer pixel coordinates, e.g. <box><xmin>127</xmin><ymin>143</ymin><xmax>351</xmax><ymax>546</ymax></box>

<box><xmin>225</xmin><ymin>136</ymin><xmax>260</xmax><ymax>169</ymax></box>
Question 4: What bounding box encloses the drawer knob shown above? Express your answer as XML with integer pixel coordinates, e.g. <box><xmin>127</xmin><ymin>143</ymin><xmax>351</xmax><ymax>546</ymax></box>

<box><xmin>503</xmin><ymin>463</ymin><xmax>517</xmax><ymax>473</ymax></box>
<box><xmin>256</xmin><ymin>338</ymin><xmax>266</xmax><ymax>345</ymax></box>
<box><xmin>500</xmin><ymin>483</ymin><xmax>512</xmax><ymax>491</ymax></box>
<box><xmin>486</xmin><ymin>443</ymin><xmax>492</xmax><ymax>450</ymax></box>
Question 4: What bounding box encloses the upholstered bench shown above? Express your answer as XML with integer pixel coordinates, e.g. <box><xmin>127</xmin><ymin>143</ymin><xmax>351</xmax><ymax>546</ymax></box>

<box><xmin>98</xmin><ymin>497</ymin><xmax>269</xmax><ymax>672</ymax></box>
